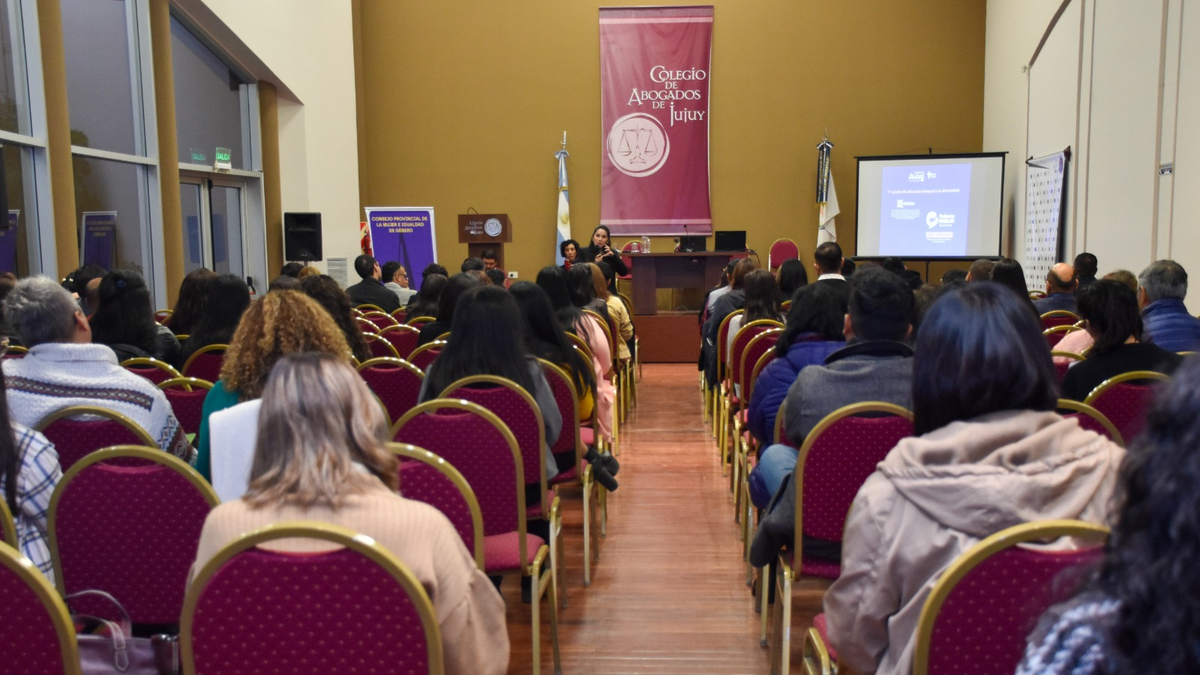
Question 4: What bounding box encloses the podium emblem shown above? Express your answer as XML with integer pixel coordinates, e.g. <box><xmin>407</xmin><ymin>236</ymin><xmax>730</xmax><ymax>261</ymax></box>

<box><xmin>484</xmin><ymin>217</ymin><xmax>503</xmax><ymax>237</ymax></box>
<box><xmin>606</xmin><ymin>113</ymin><xmax>670</xmax><ymax>178</ymax></box>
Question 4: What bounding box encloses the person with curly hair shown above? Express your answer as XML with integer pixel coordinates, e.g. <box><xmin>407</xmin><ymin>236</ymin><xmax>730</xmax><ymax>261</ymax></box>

<box><xmin>192</xmin><ymin>291</ymin><xmax>351</xmax><ymax>481</ymax></box>
<box><xmin>301</xmin><ymin>274</ymin><xmax>372</xmax><ymax>363</ymax></box>
<box><xmin>1018</xmin><ymin>354</ymin><xmax>1200</xmax><ymax>674</ymax></box>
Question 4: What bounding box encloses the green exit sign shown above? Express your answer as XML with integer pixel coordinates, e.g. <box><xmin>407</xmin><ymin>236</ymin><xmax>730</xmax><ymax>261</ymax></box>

<box><xmin>190</xmin><ymin>148</ymin><xmax>206</xmax><ymax>163</ymax></box>
<box><xmin>214</xmin><ymin>147</ymin><xmax>232</xmax><ymax>171</ymax></box>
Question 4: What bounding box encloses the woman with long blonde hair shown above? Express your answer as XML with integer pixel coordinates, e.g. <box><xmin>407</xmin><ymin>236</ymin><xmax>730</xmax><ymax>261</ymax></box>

<box><xmin>191</xmin><ymin>353</ymin><xmax>508</xmax><ymax>675</ymax></box>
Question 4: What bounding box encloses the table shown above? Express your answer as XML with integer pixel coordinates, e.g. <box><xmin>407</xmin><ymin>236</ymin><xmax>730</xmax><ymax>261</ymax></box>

<box><xmin>625</xmin><ymin>252</ymin><xmax>733</xmax><ymax>316</ymax></box>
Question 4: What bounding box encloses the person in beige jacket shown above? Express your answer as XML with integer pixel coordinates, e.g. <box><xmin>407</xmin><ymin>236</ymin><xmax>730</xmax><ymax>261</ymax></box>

<box><xmin>824</xmin><ymin>283</ymin><xmax>1124</xmax><ymax>675</ymax></box>
<box><xmin>190</xmin><ymin>353</ymin><xmax>509</xmax><ymax>675</ymax></box>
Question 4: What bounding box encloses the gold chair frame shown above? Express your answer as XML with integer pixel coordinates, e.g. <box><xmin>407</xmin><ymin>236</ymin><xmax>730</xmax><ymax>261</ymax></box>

<box><xmin>1056</xmin><ymin>399</ymin><xmax>1125</xmax><ymax>447</ymax></box>
<box><xmin>712</xmin><ymin>309</ymin><xmax>744</xmax><ymax>456</ymax></box>
<box><xmin>158</xmin><ymin>376</ymin><xmax>214</xmax><ymax>392</ymax></box>
<box><xmin>729</xmin><ymin>323</ymin><xmax>784</xmax><ymax>508</ymax></box>
<box><xmin>407</xmin><ymin>340</ymin><xmax>447</xmax><ymax>372</ymax></box>
<box><xmin>1084</xmin><ymin>369</ymin><xmax>1170</xmax><ymax>406</ymax></box>
<box><xmin>389</xmin><ymin>442</ymin><xmax>485</xmax><ymax>571</ymax></box>
<box><xmin>119</xmin><ymin>357</ymin><xmax>182</xmax><ymax>380</ymax></box>
<box><xmin>354</xmin><ymin>303</ymin><xmax>388</xmax><ymax>313</ymax></box>
<box><xmin>181</xmin><ymin>343</ymin><xmax>229</xmax><ymax>379</ymax></box>
<box><xmin>363</xmin><ymin>332</ymin><xmax>401</xmax><ymax>359</ymax></box>
<box><xmin>33</xmin><ymin>406</ymin><xmax>158</xmax><ymax>449</ymax></box>
<box><xmin>0</xmin><ymin>540</ymin><xmax>82</xmax><ymax>674</ymax></box>
<box><xmin>1039</xmin><ymin>309</ymin><xmax>1081</xmax><ymax>323</ymax></box>
<box><xmin>1050</xmin><ymin>350</ymin><xmax>1085</xmax><ymax>362</ymax></box>
<box><xmin>406</xmin><ymin>315</ymin><xmax>437</xmax><ymax>327</ymax></box>
<box><xmin>181</xmin><ymin>521</ymin><xmax>446</xmax><ymax>675</ymax></box>
<box><xmin>723</xmin><ymin>318</ymin><xmax>781</xmax><ymax>477</ymax></box>
<box><xmin>0</xmin><ymin>497</ymin><xmax>16</xmax><ymax>546</ymax></box>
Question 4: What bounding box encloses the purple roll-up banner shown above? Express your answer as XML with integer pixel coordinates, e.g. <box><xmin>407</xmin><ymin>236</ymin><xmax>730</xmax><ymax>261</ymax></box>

<box><xmin>364</xmin><ymin>207</ymin><xmax>438</xmax><ymax>292</ymax></box>
<box><xmin>81</xmin><ymin>211</ymin><xmax>117</xmax><ymax>269</ymax></box>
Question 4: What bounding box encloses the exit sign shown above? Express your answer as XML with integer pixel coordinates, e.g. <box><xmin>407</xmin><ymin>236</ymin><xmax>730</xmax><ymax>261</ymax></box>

<box><xmin>214</xmin><ymin>147</ymin><xmax>232</xmax><ymax>171</ymax></box>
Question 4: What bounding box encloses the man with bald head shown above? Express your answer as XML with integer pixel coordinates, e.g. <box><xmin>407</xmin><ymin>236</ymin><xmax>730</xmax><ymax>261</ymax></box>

<box><xmin>1033</xmin><ymin>262</ymin><xmax>1079</xmax><ymax>314</ymax></box>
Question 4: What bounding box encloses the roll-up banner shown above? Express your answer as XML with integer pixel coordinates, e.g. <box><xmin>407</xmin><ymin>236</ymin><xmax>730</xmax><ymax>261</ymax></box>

<box><xmin>599</xmin><ymin>6</ymin><xmax>713</xmax><ymax>236</ymax></box>
<box><xmin>81</xmin><ymin>211</ymin><xmax>116</xmax><ymax>269</ymax></box>
<box><xmin>364</xmin><ymin>207</ymin><xmax>438</xmax><ymax>291</ymax></box>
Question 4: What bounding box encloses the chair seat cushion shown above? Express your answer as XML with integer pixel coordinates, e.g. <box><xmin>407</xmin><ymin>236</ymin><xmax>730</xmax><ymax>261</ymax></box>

<box><xmin>813</xmin><ymin>613</ymin><xmax>838</xmax><ymax>661</ymax></box>
<box><xmin>549</xmin><ymin>465</ymin><xmax>578</xmax><ymax>485</ymax></box>
<box><xmin>483</xmin><ymin>531</ymin><xmax>546</xmax><ymax>573</ymax></box>
<box><xmin>783</xmin><ymin>550</ymin><xmax>842</xmax><ymax>580</ymax></box>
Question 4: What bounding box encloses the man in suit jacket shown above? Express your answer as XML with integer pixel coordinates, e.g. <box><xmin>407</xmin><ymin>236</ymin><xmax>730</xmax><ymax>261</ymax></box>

<box><xmin>813</xmin><ymin>241</ymin><xmax>851</xmax><ymax>305</ymax></box>
<box><xmin>346</xmin><ymin>255</ymin><xmax>401</xmax><ymax>313</ymax></box>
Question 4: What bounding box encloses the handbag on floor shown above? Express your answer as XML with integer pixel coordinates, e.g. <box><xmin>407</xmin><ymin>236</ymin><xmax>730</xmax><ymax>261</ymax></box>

<box><xmin>66</xmin><ymin>590</ymin><xmax>180</xmax><ymax>675</ymax></box>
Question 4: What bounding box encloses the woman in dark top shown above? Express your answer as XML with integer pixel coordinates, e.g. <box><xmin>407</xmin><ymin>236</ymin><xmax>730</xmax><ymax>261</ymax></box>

<box><xmin>164</xmin><ymin>268</ymin><xmax>216</xmax><ymax>336</ymax></box>
<box><xmin>417</xmin><ymin>273</ymin><xmax>482</xmax><ymax>346</ymax></box>
<box><xmin>301</xmin><ymin>275</ymin><xmax>372</xmax><ymax>363</ymax></box>
<box><xmin>90</xmin><ymin>269</ymin><xmax>181</xmax><ymax>365</ymax></box>
<box><xmin>559</xmin><ymin>238</ymin><xmax>580</xmax><ymax>272</ymax></box>
<box><xmin>406</xmin><ymin>273</ymin><xmax>446</xmax><ymax>318</ymax></box>
<box><xmin>1062</xmin><ymin>280</ymin><xmax>1181</xmax><ymax>401</ymax></box>
<box><xmin>777</xmin><ymin>259</ymin><xmax>808</xmax><ymax>298</ymax></box>
<box><xmin>179</xmin><ymin>274</ymin><xmax>251</xmax><ymax>365</ymax></box>
<box><xmin>566</xmin><ymin>264</ymin><xmax>610</xmax><ymax>327</ymax></box>
<box><xmin>579</xmin><ymin>225</ymin><xmax>628</xmax><ymax>291</ymax></box>
<box><xmin>990</xmin><ymin>257</ymin><xmax>1041</xmax><ymax>321</ymax></box>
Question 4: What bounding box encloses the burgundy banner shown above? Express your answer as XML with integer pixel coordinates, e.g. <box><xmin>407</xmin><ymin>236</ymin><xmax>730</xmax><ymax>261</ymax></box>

<box><xmin>599</xmin><ymin>6</ymin><xmax>713</xmax><ymax>236</ymax></box>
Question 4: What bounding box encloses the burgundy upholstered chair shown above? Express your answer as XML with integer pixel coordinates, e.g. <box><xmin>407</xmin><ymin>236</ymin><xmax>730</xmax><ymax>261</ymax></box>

<box><xmin>120</xmin><ymin>357</ymin><xmax>182</xmax><ymax>385</ymax></box>
<box><xmin>1084</xmin><ymin>370</ymin><xmax>1169</xmax><ymax>445</ymax></box>
<box><xmin>181</xmin><ymin>344</ymin><xmax>228</xmax><ymax>383</ymax></box>
<box><xmin>358</xmin><ymin>358</ymin><xmax>424</xmax><ymax>425</ymax></box>
<box><xmin>768</xmin><ymin>238</ymin><xmax>799</xmax><ymax>269</ymax></box>
<box><xmin>391</xmin><ymin>400</ymin><xmax>560</xmax><ymax>675</ymax></box>
<box><xmin>361</xmin><ymin>311</ymin><xmax>399</xmax><ymax>332</ymax></box>
<box><xmin>1056</xmin><ymin>399</ymin><xmax>1125</xmax><ymax>447</ymax></box>
<box><xmin>363</xmin><ymin>332</ymin><xmax>401</xmax><ymax>359</ymax></box>
<box><xmin>390</xmin><ymin>442</ymin><xmax>484</xmax><ymax>571</ymax></box>
<box><xmin>3</xmin><ymin>345</ymin><xmax>28</xmax><ymax>359</ymax></box>
<box><xmin>380</xmin><ymin>324</ymin><xmax>422</xmax><ymax>360</ymax></box>
<box><xmin>770</xmin><ymin>402</ymin><xmax>915</xmax><ymax>674</ymax></box>
<box><xmin>0</xmin><ymin>499</ymin><xmax>16</xmax><ymax>547</ymax></box>
<box><xmin>0</xmin><ymin>541</ymin><xmax>80</xmax><ymax>675</ymax></box>
<box><xmin>407</xmin><ymin>341</ymin><xmax>444</xmax><ymax>372</ymax></box>
<box><xmin>1043</xmin><ymin>325</ymin><xmax>1079</xmax><ymax>349</ymax></box>
<box><xmin>732</xmin><ymin>326</ymin><xmax>783</xmax><ymax>513</ymax></box>
<box><xmin>49</xmin><ymin>446</ymin><xmax>219</xmax><ymax>626</ymax></box>
<box><xmin>158</xmin><ymin>377</ymin><xmax>213</xmax><ymax>436</ymax></box>
<box><xmin>33</xmin><ymin>406</ymin><xmax>158</xmax><ymax>471</ymax></box>
<box><xmin>713</xmin><ymin>309</ymin><xmax>744</xmax><ymax>461</ymax></box>
<box><xmin>182</xmin><ymin>522</ymin><xmax>443</xmax><ymax>675</ymax></box>
<box><xmin>1050</xmin><ymin>350</ymin><xmax>1083</xmax><ymax>384</ymax></box>
<box><xmin>405</xmin><ymin>315</ymin><xmax>436</xmax><ymax>329</ymax></box>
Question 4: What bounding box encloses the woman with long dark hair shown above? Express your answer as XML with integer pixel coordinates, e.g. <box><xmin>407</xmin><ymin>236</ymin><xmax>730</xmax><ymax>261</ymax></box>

<box><xmin>990</xmin><ymin>257</ymin><xmax>1041</xmax><ymax>320</ymax></box>
<box><xmin>301</xmin><ymin>275</ymin><xmax>372</xmax><ymax>363</ymax></box>
<box><xmin>724</xmin><ymin>269</ymin><xmax>784</xmax><ymax>374</ymax></box>
<box><xmin>579</xmin><ymin>225</ymin><xmax>628</xmax><ymax>291</ymax></box>
<box><xmin>776</xmin><ymin>259</ymin><xmax>808</xmax><ymax>298</ymax></box>
<box><xmin>821</xmin><ymin>283</ymin><xmax>1123</xmax><ymax>675</ymax></box>
<box><xmin>406</xmin><ymin>272</ymin><xmax>446</xmax><ymax>318</ymax></box>
<box><xmin>417</xmin><ymin>273</ymin><xmax>483</xmax><ymax>346</ymax></box>
<box><xmin>179</xmin><ymin>274</ymin><xmax>251</xmax><ymax>365</ymax></box>
<box><xmin>1018</xmin><ymin>355</ymin><xmax>1200</xmax><ymax>674</ymax></box>
<box><xmin>90</xmin><ymin>269</ymin><xmax>181</xmax><ymax>365</ymax></box>
<box><xmin>164</xmin><ymin>268</ymin><xmax>216</xmax><ymax>335</ymax></box>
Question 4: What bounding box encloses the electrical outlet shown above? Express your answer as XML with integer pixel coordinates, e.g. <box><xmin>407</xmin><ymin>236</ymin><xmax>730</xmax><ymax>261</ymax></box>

<box><xmin>507</xmin><ymin>271</ymin><xmax>519</xmax><ymax>279</ymax></box>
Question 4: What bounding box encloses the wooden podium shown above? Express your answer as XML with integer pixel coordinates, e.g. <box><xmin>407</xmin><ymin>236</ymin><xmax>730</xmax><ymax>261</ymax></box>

<box><xmin>625</xmin><ymin>251</ymin><xmax>733</xmax><ymax>315</ymax></box>
<box><xmin>458</xmin><ymin>213</ymin><xmax>512</xmax><ymax>268</ymax></box>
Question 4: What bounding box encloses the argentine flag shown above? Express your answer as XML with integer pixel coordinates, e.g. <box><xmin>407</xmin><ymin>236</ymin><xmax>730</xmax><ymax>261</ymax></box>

<box><xmin>555</xmin><ymin>135</ymin><xmax>571</xmax><ymax>265</ymax></box>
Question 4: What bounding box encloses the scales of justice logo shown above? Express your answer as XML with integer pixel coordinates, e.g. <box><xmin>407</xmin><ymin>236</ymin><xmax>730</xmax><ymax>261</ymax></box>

<box><xmin>606</xmin><ymin>113</ymin><xmax>670</xmax><ymax>178</ymax></box>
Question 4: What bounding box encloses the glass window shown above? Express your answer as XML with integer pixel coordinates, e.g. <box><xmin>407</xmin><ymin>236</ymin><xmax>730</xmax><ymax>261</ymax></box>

<box><xmin>0</xmin><ymin>144</ymin><xmax>39</xmax><ymax>275</ymax></box>
<box><xmin>0</xmin><ymin>2</ymin><xmax>31</xmax><ymax>135</ymax></box>
<box><xmin>209</xmin><ymin>184</ymin><xmax>242</xmax><ymax>278</ymax></box>
<box><xmin>61</xmin><ymin>0</ymin><xmax>140</xmax><ymax>154</ymax></box>
<box><xmin>72</xmin><ymin>157</ymin><xmax>146</xmax><ymax>272</ymax></box>
<box><xmin>180</xmin><ymin>181</ymin><xmax>203</xmax><ymax>275</ymax></box>
<box><xmin>171</xmin><ymin>17</ymin><xmax>247</xmax><ymax>169</ymax></box>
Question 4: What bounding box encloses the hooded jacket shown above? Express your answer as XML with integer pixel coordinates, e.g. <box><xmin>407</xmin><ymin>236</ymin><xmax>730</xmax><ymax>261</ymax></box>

<box><xmin>824</xmin><ymin>410</ymin><xmax>1123</xmax><ymax>675</ymax></box>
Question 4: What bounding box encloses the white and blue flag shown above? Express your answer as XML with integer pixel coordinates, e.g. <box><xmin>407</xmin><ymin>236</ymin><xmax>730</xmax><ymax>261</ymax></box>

<box><xmin>555</xmin><ymin>132</ymin><xmax>571</xmax><ymax>265</ymax></box>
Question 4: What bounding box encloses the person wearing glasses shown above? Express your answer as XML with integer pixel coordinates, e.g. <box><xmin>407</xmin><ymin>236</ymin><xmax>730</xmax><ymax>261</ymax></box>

<box><xmin>382</xmin><ymin>261</ymin><xmax>417</xmax><ymax>305</ymax></box>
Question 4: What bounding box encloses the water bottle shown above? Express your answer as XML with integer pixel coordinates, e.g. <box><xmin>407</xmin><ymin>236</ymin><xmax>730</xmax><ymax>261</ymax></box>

<box><xmin>641</xmin><ymin>235</ymin><xmax>650</xmax><ymax>253</ymax></box>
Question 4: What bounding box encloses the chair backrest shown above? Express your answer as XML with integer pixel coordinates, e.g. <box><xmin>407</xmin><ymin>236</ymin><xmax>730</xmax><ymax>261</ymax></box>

<box><xmin>153</xmin><ymin>309</ymin><xmax>173</xmax><ymax>324</ymax></box>
<box><xmin>564</xmin><ymin>331</ymin><xmax>594</xmax><ymax>363</ymax></box>
<box><xmin>362</xmin><ymin>311</ymin><xmax>399</xmax><ymax>332</ymax></box>
<box><xmin>391</xmin><ymin>307</ymin><xmax>407</xmax><ymax>321</ymax></box>
<box><xmin>0</xmin><ymin>498</ymin><xmax>16</xmax><ymax>547</ymax></box>
<box><xmin>1043</xmin><ymin>324</ymin><xmax>1078</xmax><ymax>348</ymax></box>
<box><xmin>380</xmin><ymin>324</ymin><xmax>422</xmax><ymax>359</ymax></box>
<box><xmin>158</xmin><ymin>377</ymin><xmax>214</xmax><ymax>436</ymax></box>
<box><xmin>743</xmin><ymin>330</ymin><xmax>783</xmax><ymax>408</ymax></box>
<box><xmin>3</xmin><ymin>344</ymin><xmax>29</xmax><ymax>359</ymax></box>
<box><xmin>406</xmin><ymin>315</ymin><xmax>436</xmax><ymax>328</ymax></box>
<box><xmin>795</xmin><ymin>402</ymin><xmax>914</xmax><ymax>546</ymax></box>
<box><xmin>1084</xmin><ymin>370</ymin><xmax>1170</xmax><ymax>443</ymax></box>
<box><xmin>392</xmin><ymin>400</ymin><xmax>524</xmax><ymax>540</ymax></box>
<box><xmin>730</xmin><ymin>321</ymin><xmax>783</xmax><ymax>394</ymax></box>
<box><xmin>773</xmin><ymin>400</ymin><xmax>791</xmax><ymax>447</ymax></box>
<box><xmin>182</xmin><ymin>343</ymin><xmax>228</xmax><ymax>382</ymax></box>
<box><xmin>912</xmin><ymin>520</ymin><xmax>1108</xmax><ymax>675</ymax></box>
<box><xmin>537</xmin><ymin>360</ymin><xmax>582</xmax><ymax>461</ymax></box>
<box><xmin>364</xmin><ymin>332</ymin><xmax>401</xmax><ymax>359</ymax></box>
<box><xmin>1040</xmin><ymin>310</ymin><xmax>1080</xmax><ymax>332</ymax></box>
<box><xmin>390</xmin><ymin>443</ymin><xmax>484</xmax><ymax>571</ymax></box>
<box><xmin>768</xmin><ymin>238</ymin><xmax>799</xmax><ymax>269</ymax></box>
<box><xmin>0</xmin><ymin>541</ymin><xmax>81</xmax><ymax>675</ymax></box>
<box><xmin>1056</xmin><ymin>399</ymin><xmax>1124</xmax><ymax>447</ymax></box>
<box><xmin>355</xmin><ymin>303</ymin><xmax>387</xmax><ymax>314</ymax></box>
<box><xmin>32</xmin><ymin>406</ymin><xmax>158</xmax><ymax>471</ymax></box>
<box><xmin>120</xmin><ymin>357</ymin><xmax>182</xmax><ymax>385</ymax></box>
<box><xmin>1049</xmin><ymin>350</ymin><xmax>1083</xmax><ymax>384</ymax></box>
<box><xmin>439</xmin><ymin>376</ymin><xmax>548</xmax><ymax>500</ymax></box>
<box><xmin>357</xmin><ymin>357</ymin><xmax>424</xmax><ymax>425</ymax></box>
<box><xmin>408</xmin><ymin>340</ymin><xmax>445</xmax><ymax>372</ymax></box>
<box><xmin>715</xmin><ymin>309</ymin><xmax>744</xmax><ymax>384</ymax></box>
<box><xmin>182</xmin><ymin>522</ymin><xmax>443</xmax><ymax>675</ymax></box>
<box><xmin>49</xmin><ymin>446</ymin><xmax>219</xmax><ymax>625</ymax></box>
<box><xmin>582</xmin><ymin>309</ymin><xmax>616</xmax><ymax>368</ymax></box>
<box><xmin>1029</xmin><ymin>290</ymin><xmax>1047</xmax><ymax>300</ymax></box>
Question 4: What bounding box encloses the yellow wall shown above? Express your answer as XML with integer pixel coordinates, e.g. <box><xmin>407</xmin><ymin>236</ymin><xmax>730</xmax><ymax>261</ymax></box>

<box><xmin>354</xmin><ymin>0</ymin><xmax>986</xmax><ymax>280</ymax></box>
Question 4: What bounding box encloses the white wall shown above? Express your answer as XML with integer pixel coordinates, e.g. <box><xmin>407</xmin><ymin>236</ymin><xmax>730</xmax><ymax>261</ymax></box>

<box><xmin>198</xmin><ymin>0</ymin><xmax>361</xmax><ymax>271</ymax></box>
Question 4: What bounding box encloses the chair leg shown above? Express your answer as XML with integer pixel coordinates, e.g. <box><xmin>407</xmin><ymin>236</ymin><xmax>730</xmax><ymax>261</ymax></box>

<box><xmin>548</xmin><ymin>569</ymin><xmax>562</xmax><ymax>675</ymax></box>
<box><xmin>583</xmin><ymin>475</ymin><xmax>592</xmax><ymax>587</ymax></box>
<box><xmin>531</xmin><ymin>571</ymin><xmax>542</xmax><ymax>675</ymax></box>
<box><xmin>779</xmin><ymin>571</ymin><xmax>793</xmax><ymax>675</ymax></box>
<box><xmin>600</xmin><ymin>484</ymin><xmax>608</xmax><ymax>538</ymax></box>
<box><xmin>760</xmin><ymin>562</ymin><xmax>771</xmax><ymax>646</ymax></box>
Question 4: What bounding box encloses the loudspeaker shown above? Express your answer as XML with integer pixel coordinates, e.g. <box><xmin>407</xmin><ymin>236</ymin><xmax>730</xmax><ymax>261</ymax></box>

<box><xmin>284</xmin><ymin>212</ymin><xmax>322</xmax><ymax>262</ymax></box>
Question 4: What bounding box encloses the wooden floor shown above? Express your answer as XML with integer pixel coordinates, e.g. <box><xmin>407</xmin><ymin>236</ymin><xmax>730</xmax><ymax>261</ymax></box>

<box><xmin>502</xmin><ymin>363</ymin><xmax>825</xmax><ymax>674</ymax></box>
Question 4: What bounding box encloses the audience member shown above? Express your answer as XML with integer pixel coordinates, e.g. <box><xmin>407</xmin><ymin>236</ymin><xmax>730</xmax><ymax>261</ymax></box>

<box><xmin>813</xmin><ymin>242</ymin><xmax>850</xmax><ymax>304</ymax></box>
<box><xmin>749</xmin><ymin>266</ymin><xmax>914</xmax><ymax>516</ymax></box>
<box><xmin>381</xmin><ymin>261</ymin><xmax>417</xmax><ymax>305</ymax></box>
<box><xmin>966</xmin><ymin>259</ymin><xmax>994</xmax><ymax>282</ymax></box>
<box><xmin>193</xmin><ymin>291</ymin><xmax>350</xmax><ymax>480</ymax></box>
<box><xmin>268</xmin><ymin>275</ymin><xmax>301</xmax><ymax>292</ymax></box>
<box><xmin>297</xmin><ymin>265</ymin><xmax>321</xmax><ymax>280</ymax></box>
<box><xmin>1017</xmin><ymin>356</ymin><xmax>1200</xmax><ymax>675</ymax></box>
<box><xmin>840</xmin><ymin>257</ymin><xmax>856</xmax><ymax>278</ymax></box>
<box><xmin>1137</xmin><ymin>259</ymin><xmax>1200</xmax><ymax>352</ymax></box>
<box><xmin>725</xmin><ymin>269</ymin><xmax>783</xmax><ymax>388</ymax></box>
<box><xmin>567</xmin><ymin>263</ymin><xmax>610</xmax><ymax>326</ymax></box>
<box><xmin>421</xmin><ymin>262</ymin><xmax>448</xmax><ymax>280</ymax></box>
<box><xmin>940</xmin><ymin>268</ymin><xmax>967</xmax><ymax>284</ymax></box>
<box><xmin>65</xmin><ymin>264</ymin><xmax>107</xmax><ymax>315</ymax></box>
<box><xmin>461</xmin><ymin>257</ymin><xmax>485</xmax><ymax>273</ymax></box>
<box><xmin>701</xmin><ymin>258</ymin><xmax>740</xmax><ymax>326</ymax></box>
<box><xmin>480</xmin><ymin>249</ymin><xmax>499</xmax><ymax>270</ymax></box>
<box><xmin>913</xmin><ymin>279</ymin><xmax>964</xmax><ymax>339</ymax></box>
<box><xmin>301</xmin><ymin>275</ymin><xmax>372</xmax><ymax>363</ymax></box>
<box><xmin>1074</xmin><ymin>251</ymin><xmax>1099</xmax><ymax>291</ymax></box>
<box><xmin>702</xmin><ymin>257</ymin><xmax>759</xmax><ymax>386</ymax></box>
<box><xmin>991</xmin><ymin>257</ymin><xmax>1042</xmax><ymax>319</ymax></box>
<box><xmin>580</xmin><ymin>225</ymin><xmax>629</xmax><ymax>292</ymax></box>
<box><xmin>179</xmin><ymin>274</ymin><xmax>251</xmax><ymax>366</ymax></box>
<box><xmin>0</xmin><ymin>363</ymin><xmax>60</xmax><ymax>585</ymax></box>
<box><xmin>165</xmin><ymin>268</ymin><xmax>217</xmax><ymax>336</ymax></box>
<box><xmin>745</xmin><ymin>282</ymin><xmax>846</xmax><ymax>490</ymax></box>
<box><xmin>1053</xmin><ymin>270</ymin><xmax>1138</xmax><ymax>361</ymax></box>
<box><xmin>484</xmin><ymin>268</ymin><xmax>506</xmax><ymax>287</ymax></box>
<box><xmin>1034</xmin><ymin>262</ymin><xmax>1079</xmax><ymax>314</ymax></box>
<box><xmin>1105</xmin><ymin>268</ymin><xmax>1137</xmax><ymax>292</ymax></box>
<box><xmin>417</xmin><ymin>273</ymin><xmax>482</xmax><ymax>346</ymax></box>
<box><xmin>1062</xmin><ymin>279</ymin><xmax>1181</xmax><ymax>401</ymax></box>
<box><xmin>279</xmin><ymin>262</ymin><xmax>304</xmax><ymax>278</ymax></box>
<box><xmin>820</xmin><ymin>282</ymin><xmax>1123</xmax><ymax>675</ymax></box>
<box><xmin>776</xmin><ymin>259</ymin><xmax>808</xmax><ymax>298</ymax></box>
<box><xmin>191</xmin><ymin>352</ymin><xmax>508</xmax><ymax>675</ymax></box>
<box><xmin>346</xmin><ymin>254</ymin><xmax>401</xmax><ymax>313</ymax></box>
<box><xmin>559</xmin><ymin>238</ymin><xmax>580</xmax><ymax>271</ymax></box>
<box><xmin>89</xmin><ymin>269</ymin><xmax>182</xmax><ymax>366</ymax></box>
<box><xmin>406</xmin><ymin>273</ymin><xmax>447</xmax><ymax>319</ymax></box>
<box><xmin>596</xmin><ymin>263</ymin><xmax>633</xmax><ymax>363</ymax></box>
<box><xmin>2</xmin><ymin>276</ymin><xmax>193</xmax><ymax>462</ymax></box>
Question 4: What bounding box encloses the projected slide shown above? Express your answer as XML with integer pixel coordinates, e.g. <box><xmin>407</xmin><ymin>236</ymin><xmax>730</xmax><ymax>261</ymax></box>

<box><xmin>879</xmin><ymin>164</ymin><xmax>971</xmax><ymax>256</ymax></box>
